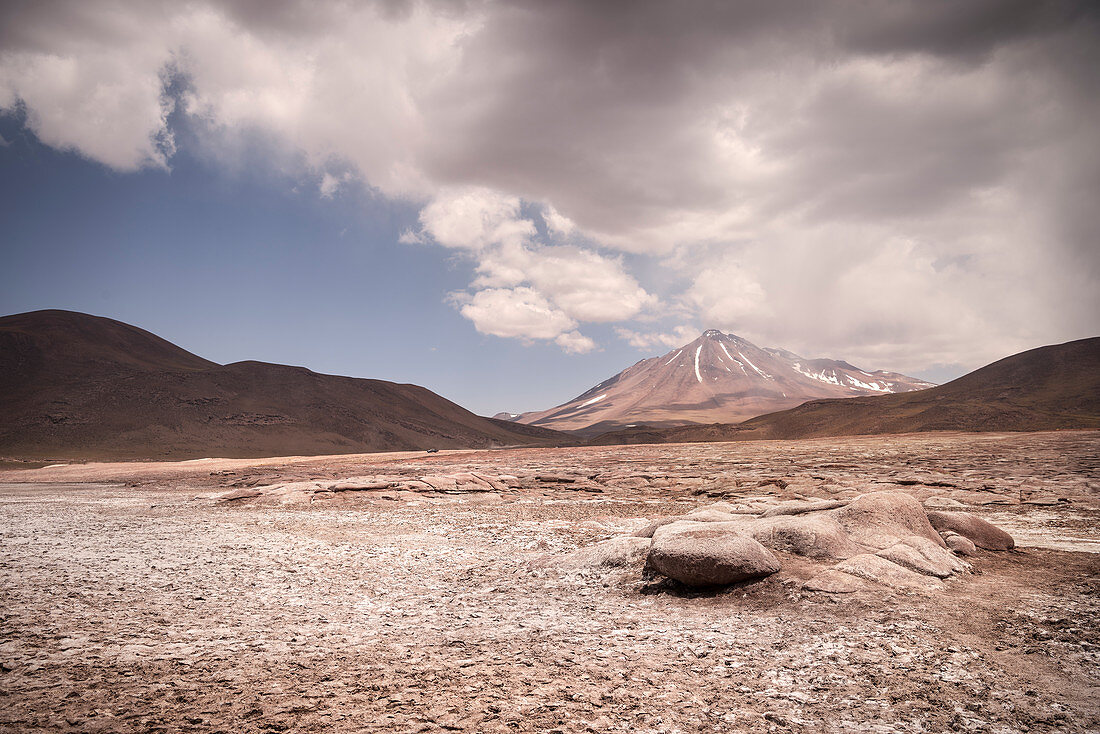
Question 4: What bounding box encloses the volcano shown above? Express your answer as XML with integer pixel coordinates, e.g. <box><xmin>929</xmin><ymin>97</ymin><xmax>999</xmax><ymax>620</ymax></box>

<box><xmin>507</xmin><ymin>329</ymin><xmax>935</xmax><ymax>434</ymax></box>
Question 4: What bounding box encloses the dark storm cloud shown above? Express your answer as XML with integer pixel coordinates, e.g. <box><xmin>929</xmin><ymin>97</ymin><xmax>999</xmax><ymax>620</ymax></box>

<box><xmin>839</xmin><ymin>0</ymin><xmax>1095</xmax><ymax>60</ymax></box>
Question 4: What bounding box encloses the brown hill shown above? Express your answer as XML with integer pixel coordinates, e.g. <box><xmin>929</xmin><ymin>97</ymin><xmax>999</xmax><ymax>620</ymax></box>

<box><xmin>0</xmin><ymin>310</ymin><xmax>574</xmax><ymax>460</ymax></box>
<box><xmin>592</xmin><ymin>337</ymin><xmax>1100</xmax><ymax>445</ymax></box>
<box><xmin>509</xmin><ymin>329</ymin><xmax>933</xmax><ymax>435</ymax></box>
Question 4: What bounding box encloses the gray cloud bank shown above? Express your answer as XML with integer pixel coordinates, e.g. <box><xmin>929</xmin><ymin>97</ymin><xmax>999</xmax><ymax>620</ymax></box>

<box><xmin>2</xmin><ymin>0</ymin><xmax>1097</xmax><ymax>371</ymax></box>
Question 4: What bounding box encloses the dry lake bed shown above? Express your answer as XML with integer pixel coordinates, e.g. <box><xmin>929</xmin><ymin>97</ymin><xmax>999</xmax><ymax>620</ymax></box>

<box><xmin>1</xmin><ymin>431</ymin><xmax>1098</xmax><ymax>733</ymax></box>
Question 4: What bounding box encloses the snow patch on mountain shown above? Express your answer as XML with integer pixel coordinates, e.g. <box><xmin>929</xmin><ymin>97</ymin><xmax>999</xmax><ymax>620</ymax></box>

<box><xmin>579</xmin><ymin>393</ymin><xmax>608</xmax><ymax>408</ymax></box>
<box><xmin>844</xmin><ymin>375</ymin><xmax>893</xmax><ymax>393</ymax></box>
<box><xmin>739</xmin><ymin>351</ymin><xmax>771</xmax><ymax>380</ymax></box>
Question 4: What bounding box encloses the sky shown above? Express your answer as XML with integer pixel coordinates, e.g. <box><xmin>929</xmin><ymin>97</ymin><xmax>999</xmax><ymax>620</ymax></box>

<box><xmin>1</xmin><ymin>0</ymin><xmax>1098</xmax><ymax>416</ymax></box>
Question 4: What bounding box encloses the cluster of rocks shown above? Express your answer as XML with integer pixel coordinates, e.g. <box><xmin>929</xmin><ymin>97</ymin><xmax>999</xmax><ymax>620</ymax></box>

<box><xmin>218</xmin><ymin>471</ymin><xmax>535</xmax><ymax>503</ymax></box>
<box><xmin>559</xmin><ymin>491</ymin><xmax>1015</xmax><ymax>593</ymax></box>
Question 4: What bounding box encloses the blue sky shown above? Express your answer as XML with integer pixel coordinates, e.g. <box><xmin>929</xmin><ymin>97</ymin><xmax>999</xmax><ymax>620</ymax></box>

<box><xmin>2</xmin><ymin>2</ymin><xmax>1097</xmax><ymax>416</ymax></box>
<box><xmin>0</xmin><ymin>110</ymin><xmax>659</xmax><ymax>415</ymax></box>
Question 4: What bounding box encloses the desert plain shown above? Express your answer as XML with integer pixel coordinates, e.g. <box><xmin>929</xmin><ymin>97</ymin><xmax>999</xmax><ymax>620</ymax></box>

<box><xmin>1</xmin><ymin>430</ymin><xmax>1098</xmax><ymax>733</ymax></box>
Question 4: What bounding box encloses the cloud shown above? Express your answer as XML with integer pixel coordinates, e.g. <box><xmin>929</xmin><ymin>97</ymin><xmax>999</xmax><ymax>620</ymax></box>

<box><xmin>492</xmin><ymin>244</ymin><xmax>657</xmax><ymax>323</ymax></box>
<box><xmin>615</xmin><ymin>326</ymin><xmax>700</xmax><ymax>351</ymax></box>
<box><xmin>1</xmin><ymin>0</ymin><xmax>1096</xmax><ymax>369</ymax></box>
<box><xmin>688</xmin><ymin>257</ymin><xmax>770</xmax><ymax>328</ymax></box>
<box><xmin>455</xmin><ymin>287</ymin><xmax>576</xmax><ymax>341</ymax></box>
<box><xmin>417</xmin><ymin>188</ymin><xmax>533</xmax><ymax>251</ymax></box>
<box><xmin>318</xmin><ymin>171</ymin><xmax>354</xmax><ymax>198</ymax></box>
<box><xmin>542</xmin><ymin>205</ymin><xmax>575</xmax><ymax>238</ymax></box>
<box><xmin>411</xmin><ymin>186</ymin><xmax>655</xmax><ymax>350</ymax></box>
<box><xmin>554</xmin><ymin>330</ymin><xmax>597</xmax><ymax>354</ymax></box>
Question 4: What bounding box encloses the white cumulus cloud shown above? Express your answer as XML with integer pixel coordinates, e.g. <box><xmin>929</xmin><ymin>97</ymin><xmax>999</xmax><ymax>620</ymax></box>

<box><xmin>456</xmin><ymin>287</ymin><xmax>576</xmax><ymax>341</ymax></box>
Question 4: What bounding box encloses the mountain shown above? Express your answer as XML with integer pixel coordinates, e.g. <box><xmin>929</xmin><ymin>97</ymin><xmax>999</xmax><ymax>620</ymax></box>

<box><xmin>0</xmin><ymin>310</ymin><xmax>573</xmax><ymax>460</ymax></box>
<box><xmin>591</xmin><ymin>337</ymin><xmax>1100</xmax><ymax>444</ymax></box>
<box><xmin>508</xmin><ymin>329</ymin><xmax>935</xmax><ymax>435</ymax></box>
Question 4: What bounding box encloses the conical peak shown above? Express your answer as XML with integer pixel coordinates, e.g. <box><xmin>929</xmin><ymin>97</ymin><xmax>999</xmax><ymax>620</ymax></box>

<box><xmin>702</xmin><ymin>329</ymin><xmax>724</xmax><ymax>339</ymax></box>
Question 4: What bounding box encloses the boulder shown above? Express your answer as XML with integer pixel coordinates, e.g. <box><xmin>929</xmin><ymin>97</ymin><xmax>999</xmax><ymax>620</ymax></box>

<box><xmin>746</xmin><ymin>514</ymin><xmax>864</xmax><ymax>559</ymax></box>
<box><xmin>218</xmin><ymin>488</ymin><xmax>263</xmax><ymax>502</ymax></box>
<box><xmin>634</xmin><ymin>515</ymin><xmax>689</xmax><ymax>538</ymax></box>
<box><xmin>831</xmin><ymin>491</ymin><xmax>946</xmax><ymax>550</ymax></box>
<box><xmin>330</xmin><ymin>480</ymin><xmax>395</xmax><ymax>491</ymax></box>
<box><xmin>876</xmin><ymin>536</ymin><xmax>969</xmax><ymax>578</ymax></box>
<box><xmin>635</xmin><ymin>510</ymin><xmax>741</xmax><ymax>538</ymax></box>
<box><xmin>925</xmin><ymin>511</ymin><xmax>1015</xmax><ymax>551</ymax></box>
<box><xmin>683</xmin><ymin>508</ymin><xmax>742</xmax><ymax>523</ymax></box>
<box><xmin>648</xmin><ymin>526</ymin><xmax>781</xmax><ymax>587</ymax></box>
<box><xmin>760</xmin><ymin>499</ymin><xmax>849</xmax><ymax>518</ymax></box>
<box><xmin>942</xmin><ymin>531</ymin><xmax>977</xmax><ymax>556</ymax></box>
<box><xmin>833</xmin><ymin>554</ymin><xmax>944</xmax><ymax>592</ymax></box>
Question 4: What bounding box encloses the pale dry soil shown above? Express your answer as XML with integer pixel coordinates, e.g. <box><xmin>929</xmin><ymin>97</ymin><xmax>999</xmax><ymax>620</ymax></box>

<box><xmin>1</xmin><ymin>431</ymin><xmax>1098</xmax><ymax>733</ymax></box>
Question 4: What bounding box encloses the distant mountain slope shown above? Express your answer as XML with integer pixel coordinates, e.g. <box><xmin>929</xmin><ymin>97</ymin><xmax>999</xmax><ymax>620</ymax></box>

<box><xmin>592</xmin><ymin>337</ymin><xmax>1100</xmax><ymax>444</ymax></box>
<box><xmin>510</xmin><ymin>329</ymin><xmax>934</xmax><ymax>434</ymax></box>
<box><xmin>0</xmin><ymin>310</ymin><xmax>572</xmax><ymax>460</ymax></box>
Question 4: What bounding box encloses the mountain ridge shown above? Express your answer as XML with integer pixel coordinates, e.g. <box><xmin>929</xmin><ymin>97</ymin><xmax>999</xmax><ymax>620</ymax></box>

<box><xmin>0</xmin><ymin>310</ymin><xmax>574</xmax><ymax>460</ymax></box>
<box><xmin>590</xmin><ymin>336</ymin><xmax>1100</xmax><ymax>444</ymax></box>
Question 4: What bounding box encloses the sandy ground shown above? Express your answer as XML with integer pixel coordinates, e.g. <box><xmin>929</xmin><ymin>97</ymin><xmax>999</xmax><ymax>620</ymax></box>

<box><xmin>1</xmin><ymin>431</ymin><xmax>1098</xmax><ymax>733</ymax></box>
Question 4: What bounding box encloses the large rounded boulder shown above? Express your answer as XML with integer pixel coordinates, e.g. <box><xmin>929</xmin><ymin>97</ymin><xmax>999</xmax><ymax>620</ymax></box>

<box><xmin>648</xmin><ymin>526</ymin><xmax>781</xmax><ymax>587</ymax></box>
<box><xmin>925</xmin><ymin>511</ymin><xmax>1015</xmax><ymax>550</ymax></box>
<box><xmin>831</xmin><ymin>491</ymin><xmax>946</xmax><ymax>550</ymax></box>
<box><xmin>747</xmin><ymin>514</ymin><xmax>864</xmax><ymax>559</ymax></box>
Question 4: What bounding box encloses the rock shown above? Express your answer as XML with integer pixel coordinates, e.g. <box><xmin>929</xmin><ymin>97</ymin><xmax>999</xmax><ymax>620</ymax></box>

<box><xmin>218</xmin><ymin>488</ymin><xmax>263</xmax><ymax>502</ymax></box>
<box><xmin>682</xmin><ymin>508</ymin><xmax>741</xmax><ymax>523</ymax></box>
<box><xmin>633</xmin><ymin>516</ymin><xmax>679</xmax><ymax>538</ymax></box>
<box><xmin>876</xmin><ymin>536</ymin><xmax>969</xmax><ymax>578</ymax></box>
<box><xmin>634</xmin><ymin>510</ymin><xmax>739</xmax><ymax>538</ymax></box>
<box><xmin>451</xmin><ymin>472</ymin><xmax>496</xmax><ymax>490</ymax></box>
<box><xmin>803</xmin><ymin>569</ymin><xmax>873</xmax><ymax>593</ymax></box>
<box><xmin>330</xmin><ymin>480</ymin><xmax>394</xmax><ymax>491</ymax></box>
<box><xmin>925</xmin><ymin>511</ymin><xmax>1015</xmax><ymax>550</ymax></box>
<box><xmin>1021</xmin><ymin>496</ymin><xmax>1062</xmax><ymax>506</ymax></box>
<box><xmin>834</xmin><ymin>554</ymin><xmax>944</xmax><ymax>592</ymax></box>
<box><xmin>760</xmin><ymin>499</ymin><xmax>848</xmax><ymax>518</ymax></box>
<box><xmin>648</xmin><ymin>526</ymin><xmax>781</xmax><ymax>587</ymax></box>
<box><xmin>536</xmin><ymin>474</ymin><xmax>579</xmax><ymax>483</ymax></box>
<box><xmin>650</xmin><ymin>519</ymin><xmax>731</xmax><ymax>542</ymax></box>
<box><xmin>692</xmin><ymin>501</ymin><xmax>740</xmax><ymax>514</ymax></box>
<box><xmin>747</xmin><ymin>514</ymin><xmax>864</xmax><ymax>559</ymax></box>
<box><xmin>923</xmin><ymin>496</ymin><xmax>965</xmax><ymax>508</ymax></box>
<box><xmin>554</xmin><ymin>536</ymin><xmax>652</xmax><ymax>571</ymax></box>
<box><xmin>418</xmin><ymin>475</ymin><xmax>458</xmax><ymax>490</ymax></box>
<box><xmin>831</xmin><ymin>491</ymin><xmax>946</xmax><ymax>550</ymax></box>
<box><xmin>470</xmin><ymin>472</ymin><xmax>510</xmax><ymax>491</ymax></box>
<box><xmin>942</xmin><ymin>531</ymin><xmax>977</xmax><ymax>556</ymax></box>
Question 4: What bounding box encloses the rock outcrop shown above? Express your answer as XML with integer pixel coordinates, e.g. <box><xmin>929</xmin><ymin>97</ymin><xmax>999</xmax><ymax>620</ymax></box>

<box><xmin>926</xmin><ymin>510</ymin><xmax>1016</xmax><ymax>550</ymax></box>
<box><xmin>562</xmin><ymin>490</ymin><xmax>1015</xmax><ymax>592</ymax></box>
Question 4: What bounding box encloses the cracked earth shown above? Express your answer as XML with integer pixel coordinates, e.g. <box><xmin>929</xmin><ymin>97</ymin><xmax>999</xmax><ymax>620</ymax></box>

<box><xmin>1</xmin><ymin>431</ymin><xmax>1098</xmax><ymax>732</ymax></box>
